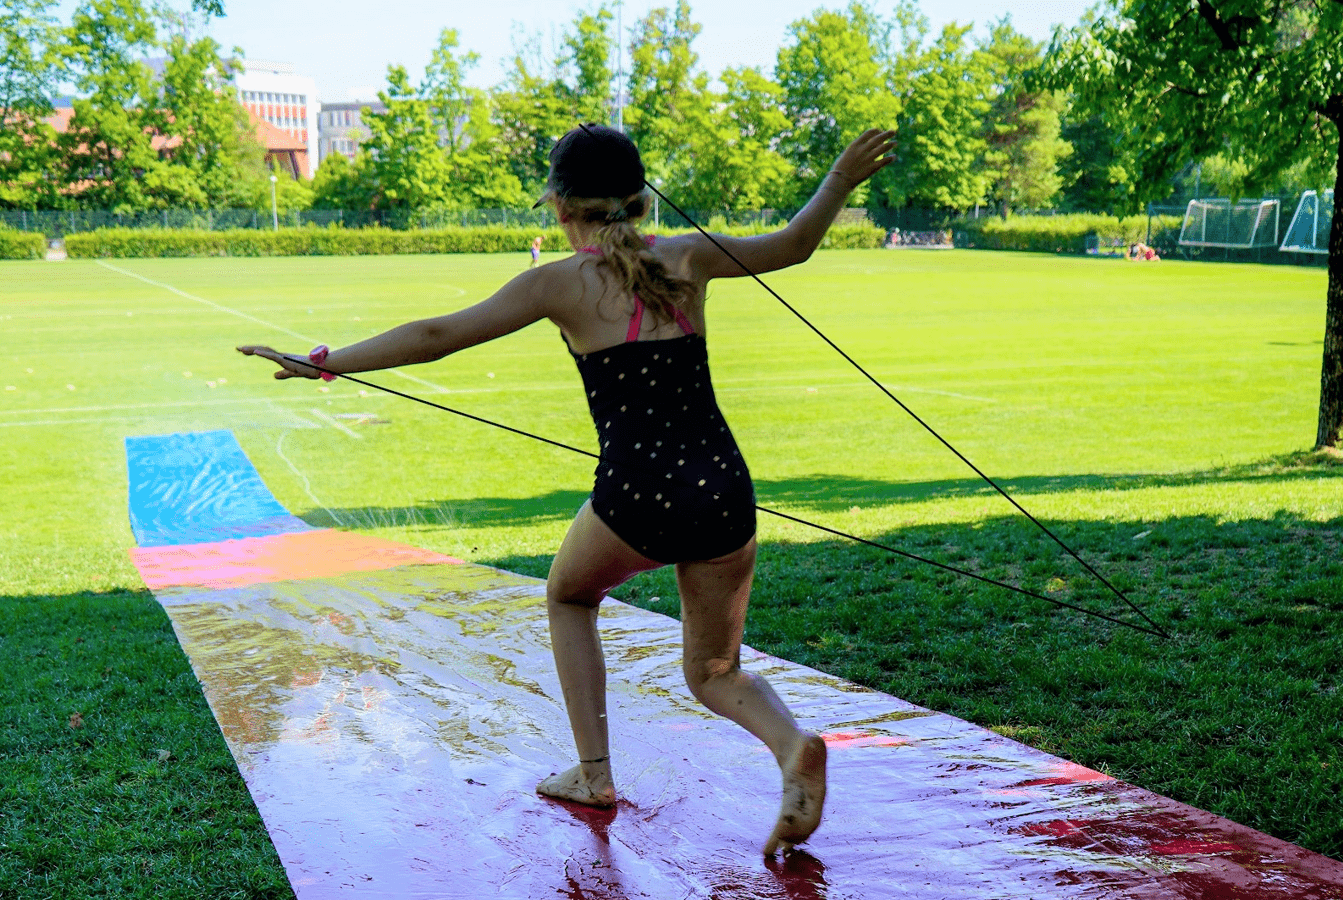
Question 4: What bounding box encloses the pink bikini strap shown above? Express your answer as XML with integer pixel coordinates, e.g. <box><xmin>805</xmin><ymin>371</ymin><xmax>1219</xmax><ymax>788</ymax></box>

<box><xmin>626</xmin><ymin>297</ymin><xmax>694</xmax><ymax>342</ymax></box>
<box><xmin>581</xmin><ymin>236</ymin><xmax>692</xmax><ymax>340</ymax></box>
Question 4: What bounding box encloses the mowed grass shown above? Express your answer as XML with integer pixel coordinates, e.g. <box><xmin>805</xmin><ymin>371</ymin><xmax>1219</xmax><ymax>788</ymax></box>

<box><xmin>2</xmin><ymin>249</ymin><xmax>1340</xmax><ymax>897</ymax></box>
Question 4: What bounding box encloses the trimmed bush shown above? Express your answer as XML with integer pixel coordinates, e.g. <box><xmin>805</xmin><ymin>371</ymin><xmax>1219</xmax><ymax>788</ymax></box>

<box><xmin>0</xmin><ymin>228</ymin><xmax>47</xmax><ymax>260</ymax></box>
<box><xmin>955</xmin><ymin>214</ymin><xmax>1184</xmax><ymax>255</ymax></box>
<box><xmin>64</xmin><ymin>225</ymin><xmax>574</xmax><ymax>258</ymax></box>
<box><xmin>60</xmin><ymin>218</ymin><xmax>885</xmax><ymax>260</ymax></box>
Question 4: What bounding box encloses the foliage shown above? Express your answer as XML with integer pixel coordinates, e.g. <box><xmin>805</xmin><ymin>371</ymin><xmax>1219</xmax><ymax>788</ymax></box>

<box><xmin>1044</xmin><ymin>1</ymin><xmax>1341</xmax><ymax>208</ymax></box>
<box><xmin>364</xmin><ymin>31</ymin><xmax>527</xmax><ymax>212</ymax></box>
<box><xmin>0</xmin><ymin>226</ymin><xmax>46</xmax><ymax>258</ymax></box>
<box><xmin>671</xmin><ymin>67</ymin><xmax>795</xmax><ymax>211</ymax></box>
<box><xmin>152</xmin><ymin>15</ymin><xmax>265</xmax><ymax>208</ymax></box>
<box><xmin>625</xmin><ymin>0</ymin><xmax>712</xmax><ymax>194</ymax></box>
<box><xmin>310</xmin><ymin>152</ymin><xmax>375</xmax><ymax>211</ymax></box>
<box><xmin>491</xmin><ymin>6</ymin><xmax>616</xmax><ymax>199</ymax></box>
<box><xmin>979</xmin><ymin>19</ymin><xmax>1071</xmax><ymax>215</ymax></box>
<box><xmin>0</xmin><ymin>0</ymin><xmax>65</xmax><ymax>209</ymax></box>
<box><xmin>956</xmin><ymin>212</ymin><xmax>1182</xmax><ymax>254</ymax></box>
<box><xmin>1042</xmin><ymin>0</ymin><xmax>1343</xmax><ymax>448</ymax></box>
<box><xmin>776</xmin><ymin>1</ymin><xmax>907</xmax><ymax>205</ymax></box>
<box><xmin>363</xmin><ymin>65</ymin><xmax>452</xmax><ymax>210</ymax></box>
<box><xmin>882</xmin><ymin>23</ymin><xmax>993</xmax><ymax>211</ymax></box>
<box><xmin>60</xmin><ymin>222</ymin><xmax>853</xmax><ymax>258</ymax></box>
<box><xmin>1055</xmin><ymin>111</ymin><xmax>1134</xmax><ymax>214</ymax></box>
<box><xmin>57</xmin><ymin>0</ymin><xmax>163</xmax><ymax>213</ymax></box>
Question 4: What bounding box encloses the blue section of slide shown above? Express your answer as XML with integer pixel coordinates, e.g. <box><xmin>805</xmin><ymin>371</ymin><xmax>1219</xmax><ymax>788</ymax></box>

<box><xmin>127</xmin><ymin>431</ymin><xmax>313</xmax><ymax>547</ymax></box>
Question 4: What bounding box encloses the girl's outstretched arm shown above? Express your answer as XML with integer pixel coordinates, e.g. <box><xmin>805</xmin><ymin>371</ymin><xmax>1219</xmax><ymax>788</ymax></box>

<box><xmin>684</xmin><ymin>128</ymin><xmax>896</xmax><ymax>282</ymax></box>
<box><xmin>238</xmin><ymin>266</ymin><xmax>560</xmax><ymax>379</ymax></box>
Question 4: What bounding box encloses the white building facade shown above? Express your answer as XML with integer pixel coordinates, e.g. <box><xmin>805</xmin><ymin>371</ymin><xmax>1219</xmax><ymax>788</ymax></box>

<box><xmin>234</xmin><ymin>60</ymin><xmax>319</xmax><ymax>177</ymax></box>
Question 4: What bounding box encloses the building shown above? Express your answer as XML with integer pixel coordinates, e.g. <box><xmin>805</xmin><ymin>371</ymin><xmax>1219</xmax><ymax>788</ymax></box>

<box><xmin>39</xmin><ymin>104</ymin><xmax>307</xmax><ymax>179</ymax></box>
<box><xmin>317</xmin><ymin>101</ymin><xmax>386</xmax><ymax>166</ymax></box>
<box><xmin>234</xmin><ymin>60</ymin><xmax>318</xmax><ymax>177</ymax></box>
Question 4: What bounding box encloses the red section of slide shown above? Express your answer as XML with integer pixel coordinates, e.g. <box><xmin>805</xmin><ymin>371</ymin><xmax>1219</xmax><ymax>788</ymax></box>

<box><xmin>134</xmin><ymin>552</ymin><xmax>1343</xmax><ymax>899</ymax></box>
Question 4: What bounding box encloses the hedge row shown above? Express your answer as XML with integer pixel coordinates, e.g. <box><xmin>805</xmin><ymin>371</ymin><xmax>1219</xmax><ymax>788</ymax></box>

<box><xmin>64</xmin><ymin>225</ymin><xmax>569</xmax><ymax>258</ymax></box>
<box><xmin>955</xmin><ymin>213</ymin><xmax>1185</xmax><ymax>254</ymax></box>
<box><xmin>62</xmin><ymin>221</ymin><xmax>886</xmax><ymax>258</ymax></box>
<box><xmin>0</xmin><ymin>229</ymin><xmax>47</xmax><ymax>260</ymax></box>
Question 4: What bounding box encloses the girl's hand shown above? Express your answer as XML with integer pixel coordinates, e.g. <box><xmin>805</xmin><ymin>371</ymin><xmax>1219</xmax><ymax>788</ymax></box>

<box><xmin>830</xmin><ymin>129</ymin><xmax>897</xmax><ymax>187</ymax></box>
<box><xmin>236</xmin><ymin>345</ymin><xmax>321</xmax><ymax>380</ymax></box>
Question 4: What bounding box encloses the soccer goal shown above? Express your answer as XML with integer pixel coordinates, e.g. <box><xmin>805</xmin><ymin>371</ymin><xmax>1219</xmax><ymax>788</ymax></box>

<box><xmin>1279</xmin><ymin>190</ymin><xmax>1334</xmax><ymax>255</ymax></box>
<box><xmin>1178</xmin><ymin>198</ymin><xmax>1281</xmax><ymax>249</ymax></box>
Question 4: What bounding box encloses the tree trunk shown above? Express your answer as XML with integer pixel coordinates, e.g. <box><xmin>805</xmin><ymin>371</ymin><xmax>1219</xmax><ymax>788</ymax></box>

<box><xmin>1317</xmin><ymin>108</ymin><xmax>1343</xmax><ymax>450</ymax></box>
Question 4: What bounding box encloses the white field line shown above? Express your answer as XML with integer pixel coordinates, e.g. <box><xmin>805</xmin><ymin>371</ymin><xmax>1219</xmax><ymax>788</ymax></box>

<box><xmin>309</xmin><ymin>407</ymin><xmax>362</xmax><ymax>438</ymax></box>
<box><xmin>94</xmin><ymin>259</ymin><xmax>456</xmax><ymax>395</ymax></box>
<box><xmin>273</xmin><ymin>426</ymin><xmax>343</xmax><ymax>525</ymax></box>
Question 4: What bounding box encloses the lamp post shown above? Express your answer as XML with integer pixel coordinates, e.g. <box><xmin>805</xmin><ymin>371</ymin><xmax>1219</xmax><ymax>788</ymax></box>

<box><xmin>270</xmin><ymin>174</ymin><xmax>279</xmax><ymax>231</ymax></box>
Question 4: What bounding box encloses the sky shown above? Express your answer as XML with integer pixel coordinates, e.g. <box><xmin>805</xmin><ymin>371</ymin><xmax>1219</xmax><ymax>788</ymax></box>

<box><xmin>57</xmin><ymin>0</ymin><xmax>1097</xmax><ymax>103</ymax></box>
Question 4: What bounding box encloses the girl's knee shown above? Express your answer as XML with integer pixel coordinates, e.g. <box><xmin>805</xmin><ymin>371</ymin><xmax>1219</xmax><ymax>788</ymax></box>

<box><xmin>546</xmin><ymin>576</ymin><xmax>603</xmax><ymax>610</ymax></box>
<box><xmin>683</xmin><ymin>656</ymin><xmax>737</xmax><ymax>699</ymax></box>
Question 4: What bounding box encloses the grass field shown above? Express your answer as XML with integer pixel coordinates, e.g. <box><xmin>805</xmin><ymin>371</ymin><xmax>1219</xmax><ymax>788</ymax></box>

<box><xmin>3</xmin><ymin>248</ymin><xmax>1341</xmax><ymax>897</ymax></box>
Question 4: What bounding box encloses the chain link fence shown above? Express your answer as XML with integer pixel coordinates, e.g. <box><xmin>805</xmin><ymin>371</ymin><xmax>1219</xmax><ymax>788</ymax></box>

<box><xmin>0</xmin><ymin>205</ymin><xmax>809</xmax><ymax>235</ymax></box>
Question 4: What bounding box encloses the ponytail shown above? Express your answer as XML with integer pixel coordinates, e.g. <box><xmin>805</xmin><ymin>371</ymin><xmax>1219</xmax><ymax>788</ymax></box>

<box><xmin>563</xmin><ymin>192</ymin><xmax>696</xmax><ymax>325</ymax></box>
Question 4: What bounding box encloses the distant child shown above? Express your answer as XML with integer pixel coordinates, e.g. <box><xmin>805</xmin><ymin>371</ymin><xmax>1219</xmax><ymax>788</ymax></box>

<box><xmin>529</xmin><ymin>235</ymin><xmax>543</xmax><ymax>268</ymax></box>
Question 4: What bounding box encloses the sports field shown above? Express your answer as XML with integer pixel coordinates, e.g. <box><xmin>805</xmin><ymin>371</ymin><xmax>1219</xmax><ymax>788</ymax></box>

<box><xmin>3</xmin><ymin>249</ymin><xmax>1341</xmax><ymax>895</ymax></box>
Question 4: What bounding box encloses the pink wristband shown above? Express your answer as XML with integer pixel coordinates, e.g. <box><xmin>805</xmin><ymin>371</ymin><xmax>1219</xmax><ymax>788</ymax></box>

<box><xmin>308</xmin><ymin>345</ymin><xmax>337</xmax><ymax>381</ymax></box>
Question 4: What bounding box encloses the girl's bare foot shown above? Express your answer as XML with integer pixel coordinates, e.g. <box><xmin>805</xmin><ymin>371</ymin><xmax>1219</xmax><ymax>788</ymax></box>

<box><xmin>763</xmin><ymin>733</ymin><xmax>827</xmax><ymax>855</ymax></box>
<box><xmin>536</xmin><ymin>760</ymin><xmax>616</xmax><ymax>808</ymax></box>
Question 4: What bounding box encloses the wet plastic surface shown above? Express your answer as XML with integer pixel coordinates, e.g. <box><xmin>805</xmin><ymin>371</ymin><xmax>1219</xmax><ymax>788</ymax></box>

<box><xmin>128</xmin><ymin>432</ymin><xmax>1343</xmax><ymax>898</ymax></box>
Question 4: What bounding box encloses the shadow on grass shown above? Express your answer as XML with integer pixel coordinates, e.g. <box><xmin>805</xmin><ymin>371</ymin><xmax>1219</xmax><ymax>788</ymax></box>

<box><xmin>0</xmin><ymin>588</ymin><xmax>293</xmax><ymax>900</ymax></box>
<box><xmin>479</xmin><ymin>510</ymin><xmax>1343</xmax><ymax>861</ymax></box>
<box><xmin>300</xmin><ymin>449</ymin><xmax>1343</xmax><ymax>531</ymax></box>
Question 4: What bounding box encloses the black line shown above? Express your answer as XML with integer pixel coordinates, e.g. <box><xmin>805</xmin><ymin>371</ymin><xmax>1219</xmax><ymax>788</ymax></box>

<box><xmin>624</xmin><ymin>153</ymin><xmax>1167</xmax><ymax>640</ymax></box>
<box><xmin>288</xmin><ymin>358</ymin><xmax>1164</xmax><ymax>639</ymax></box>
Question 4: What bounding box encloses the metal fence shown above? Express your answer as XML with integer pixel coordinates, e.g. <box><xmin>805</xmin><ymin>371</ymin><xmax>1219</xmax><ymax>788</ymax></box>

<box><xmin>0</xmin><ymin>205</ymin><xmax>804</xmax><ymax>235</ymax></box>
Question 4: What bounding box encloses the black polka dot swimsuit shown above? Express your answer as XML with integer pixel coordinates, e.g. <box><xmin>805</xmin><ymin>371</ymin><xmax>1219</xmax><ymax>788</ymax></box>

<box><xmin>568</xmin><ymin>250</ymin><xmax>756</xmax><ymax>563</ymax></box>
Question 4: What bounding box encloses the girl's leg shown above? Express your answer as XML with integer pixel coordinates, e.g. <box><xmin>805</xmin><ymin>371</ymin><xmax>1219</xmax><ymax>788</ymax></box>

<box><xmin>676</xmin><ymin>539</ymin><xmax>827</xmax><ymax>854</ymax></box>
<box><xmin>538</xmin><ymin>500</ymin><xmax>660</xmax><ymax>807</ymax></box>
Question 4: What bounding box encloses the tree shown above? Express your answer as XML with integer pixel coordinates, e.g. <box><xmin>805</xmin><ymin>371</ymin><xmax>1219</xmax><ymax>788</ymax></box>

<box><xmin>492</xmin><ymin>8</ymin><xmax>614</xmax><ymax>198</ymax></box>
<box><xmin>675</xmin><ymin>67</ymin><xmax>794</xmax><ymax>211</ymax></box>
<box><xmin>59</xmin><ymin>0</ymin><xmax>165</xmax><ymax>212</ymax></box>
<box><xmin>563</xmin><ymin>5</ymin><xmax>613</xmax><ymax>123</ymax></box>
<box><xmin>153</xmin><ymin>10</ymin><xmax>266</xmax><ymax>207</ymax></box>
<box><xmin>310</xmin><ymin>151</ymin><xmax>374</xmax><ymax>211</ymax></box>
<box><xmin>363</xmin><ymin>64</ymin><xmax>451</xmax><ymax>209</ymax></box>
<box><xmin>1044</xmin><ymin>0</ymin><xmax>1343</xmax><ymax>448</ymax></box>
<box><xmin>979</xmin><ymin>19</ymin><xmax>1071</xmax><ymax>216</ymax></box>
<box><xmin>0</xmin><ymin>0</ymin><xmax>64</xmax><ymax>208</ymax></box>
<box><xmin>775</xmin><ymin>1</ymin><xmax>905</xmax><ymax>205</ymax></box>
<box><xmin>1055</xmin><ymin>110</ymin><xmax>1134</xmax><ymax>213</ymax></box>
<box><xmin>625</xmin><ymin>0</ymin><xmax>713</xmax><ymax>195</ymax></box>
<box><xmin>880</xmin><ymin>22</ymin><xmax>993</xmax><ymax>211</ymax></box>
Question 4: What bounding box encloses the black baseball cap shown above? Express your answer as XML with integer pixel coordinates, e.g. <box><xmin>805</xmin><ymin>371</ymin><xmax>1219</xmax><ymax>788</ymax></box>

<box><xmin>532</xmin><ymin>124</ymin><xmax>646</xmax><ymax>208</ymax></box>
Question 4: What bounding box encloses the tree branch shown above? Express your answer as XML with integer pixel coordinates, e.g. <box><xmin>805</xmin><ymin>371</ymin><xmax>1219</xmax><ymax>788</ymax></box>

<box><xmin>1194</xmin><ymin>0</ymin><xmax>1262</xmax><ymax>50</ymax></box>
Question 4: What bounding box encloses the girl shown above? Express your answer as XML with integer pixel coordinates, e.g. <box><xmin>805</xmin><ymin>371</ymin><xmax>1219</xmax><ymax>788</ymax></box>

<box><xmin>239</xmin><ymin>124</ymin><xmax>895</xmax><ymax>854</ymax></box>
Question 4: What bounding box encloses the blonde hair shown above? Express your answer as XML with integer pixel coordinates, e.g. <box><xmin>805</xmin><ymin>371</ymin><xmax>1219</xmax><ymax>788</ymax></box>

<box><xmin>560</xmin><ymin>191</ymin><xmax>697</xmax><ymax>327</ymax></box>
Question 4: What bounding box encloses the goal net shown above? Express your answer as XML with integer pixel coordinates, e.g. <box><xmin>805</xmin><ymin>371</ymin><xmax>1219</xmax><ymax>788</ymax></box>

<box><xmin>1178</xmin><ymin>198</ymin><xmax>1280</xmax><ymax>249</ymax></box>
<box><xmin>1279</xmin><ymin>190</ymin><xmax>1333</xmax><ymax>255</ymax></box>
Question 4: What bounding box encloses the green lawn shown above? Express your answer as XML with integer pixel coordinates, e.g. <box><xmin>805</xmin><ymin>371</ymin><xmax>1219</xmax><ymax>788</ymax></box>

<box><xmin>2</xmin><ymin>249</ymin><xmax>1340</xmax><ymax>897</ymax></box>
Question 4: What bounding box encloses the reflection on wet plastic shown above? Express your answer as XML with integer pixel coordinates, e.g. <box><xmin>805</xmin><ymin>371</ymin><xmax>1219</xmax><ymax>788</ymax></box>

<box><xmin>126</xmin><ymin>432</ymin><xmax>1343</xmax><ymax>898</ymax></box>
<box><xmin>140</xmin><ymin>560</ymin><xmax>1343</xmax><ymax>900</ymax></box>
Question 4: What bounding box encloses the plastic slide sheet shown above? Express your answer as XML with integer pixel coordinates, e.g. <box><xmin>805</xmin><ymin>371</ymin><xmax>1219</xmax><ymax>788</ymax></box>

<box><xmin>127</xmin><ymin>431</ymin><xmax>1343</xmax><ymax>899</ymax></box>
